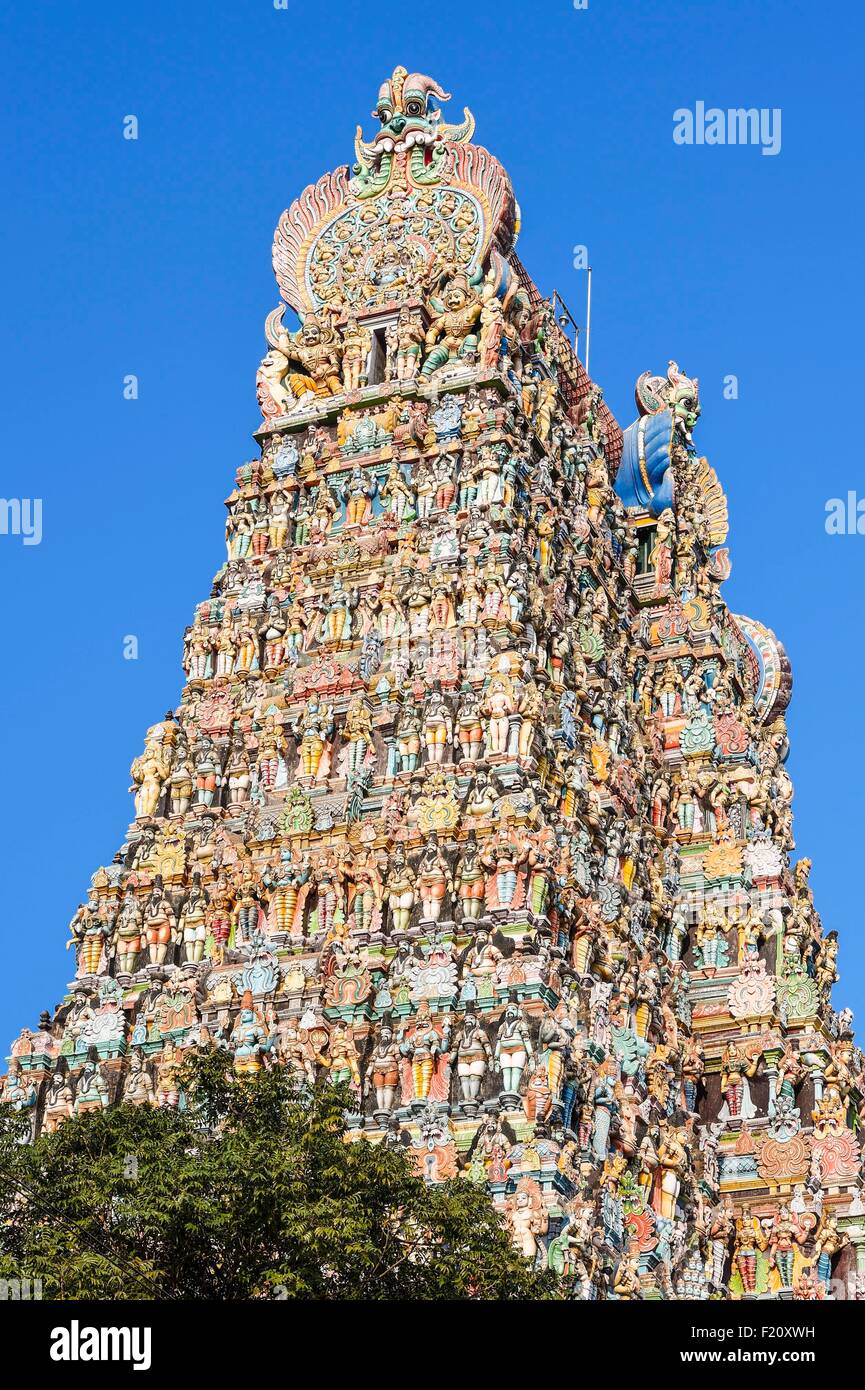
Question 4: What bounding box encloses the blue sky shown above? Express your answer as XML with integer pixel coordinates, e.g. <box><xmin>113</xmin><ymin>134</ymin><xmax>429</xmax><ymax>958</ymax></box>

<box><xmin>1</xmin><ymin>0</ymin><xmax>863</xmax><ymax>1050</ymax></box>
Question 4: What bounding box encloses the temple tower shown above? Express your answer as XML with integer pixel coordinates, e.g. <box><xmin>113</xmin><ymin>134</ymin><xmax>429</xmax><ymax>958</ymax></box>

<box><xmin>4</xmin><ymin>66</ymin><xmax>862</xmax><ymax>1301</ymax></box>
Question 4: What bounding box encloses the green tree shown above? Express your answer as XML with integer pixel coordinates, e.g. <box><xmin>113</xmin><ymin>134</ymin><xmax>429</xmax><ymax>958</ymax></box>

<box><xmin>0</xmin><ymin>1051</ymin><xmax>559</xmax><ymax>1300</ymax></box>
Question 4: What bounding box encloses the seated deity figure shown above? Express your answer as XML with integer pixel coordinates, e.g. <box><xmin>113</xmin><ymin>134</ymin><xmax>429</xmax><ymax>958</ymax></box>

<box><xmin>420</xmin><ymin>274</ymin><xmax>482</xmax><ymax>377</ymax></box>
<box><xmin>262</xmin><ymin>308</ymin><xmax>343</xmax><ymax>407</ymax></box>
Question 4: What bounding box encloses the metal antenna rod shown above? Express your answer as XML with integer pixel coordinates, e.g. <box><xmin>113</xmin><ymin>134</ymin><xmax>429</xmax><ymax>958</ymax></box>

<box><xmin>585</xmin><ymin>266</ymin><xmax>593</xmax><ymax>376</ymax></box>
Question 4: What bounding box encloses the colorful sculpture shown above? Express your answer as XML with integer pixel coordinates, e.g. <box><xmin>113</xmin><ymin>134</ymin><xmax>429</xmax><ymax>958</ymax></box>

<box><xmin>3</xmin><ymin>66</ymin><xmax>862</xmax><ymax>1303</ymax></box>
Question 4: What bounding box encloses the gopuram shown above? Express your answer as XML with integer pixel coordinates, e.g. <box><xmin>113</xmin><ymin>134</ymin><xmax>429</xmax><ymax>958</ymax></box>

<box><xmin>4</xmin><ymin>67</ymin><xmax>863</xmax><ymax>1301</ymax></box>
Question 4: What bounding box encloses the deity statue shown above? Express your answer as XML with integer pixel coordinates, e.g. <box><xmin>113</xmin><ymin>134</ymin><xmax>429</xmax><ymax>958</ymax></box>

<box><xmin>651</xmin><ymin>1122</ymin><xmax>690</xmax><ymax>1220</ymax></box>
<box><xmin>380</xmin><ymin>846</ymin><xmax>415</xmax><ymax>935</ymax></box>
<box><xmin>130</xmin><ymin>731</ymin><xmax>169</xmax><ymax>819</ymax></box>
<box><xmin>204</xmin><ymin>871</ymin><xmax>235</xmax><ymax>965</ymax></box>
<box><xmin>694</xmin><ymin>901</ymin><xmax>730</xmax><ymax>972</ymax></box>
<box><xmin>399</xmin><ymin>1000</ymin><xmax>451</xmax><ymax>1105</ymax></box>
<box><xmin>495</xmin><ymin>1001</ymin><xmax>535</xmax><ymax>1099</ymax></box>
<box><xmin>504</xmin><ymin>1178</ymin><xmax>549</xmax><ymax>1264</ymax></box>
<box><xmin>144</xmin><ymin>876</ymin><xmax>177</xmax><ymax>966</ymax></box>
<box><xmin>340</xmin><ymin>315</ymin><xmax>371</xmax><ymax>391</ymax></box>
<box><xmin>422</xmin><ymin>687</ymin><xmax>453</xmax><ymax>764</ymax></box>
<box><xmin>421</xmin><ymin>274</ymin><xmax>482</xmax><ymax>377</ymax></box>
<box><xmin>341</xmin><ymin>463</ymin><xmax>378</xmax><ymax>527</ymax></box>
<box><xmin>312</xmin><ymin>849</ymin><xmax>345</xmax><ymax>938</ymax></box>
<box><xmin>66</xmin><ymin>901</ymin><xmax>111</xmax><ymax>977</ymax></box>
<box><xmin>452</xmin><ymin>1009</ymin><xmax>493</xmax><ymax>1110</ymax></box>
<box><xmin>74</xmin><ymin>1052</ymin><xmax>110</xmax><ymax>1114</ymax></box>
<box><xmin>124</xmin><ymin>1049</ymin><xmax>155</xmax><ymax>1106</ymax></box>
<box><xmin>345</xmin><ymin>851</ymin><xmax>383</xmax><ymax>935</ymax></box>
<box><xmin>681</xmin><ymin>1035</ymin><xmax>704</xmax><ymax>1113</ymax></box>
<box><xmin>229</xmin><ymin>991</ymin><xmax>273</xmax><ymax>1074</ymax></box>
<box><xmin>416</xmin><ymin>834</ymin><xmax>452</xmax><ymax>923</ymax></box>
<box><xmin>193</xmin><ymin>733</ymin><xmax>223</xmax><ymax>806</ymax></box>
<box><xmin>380</xmin><ymin>459</ymin><xmax>415</xmax><ymax>523</ymax></box>
<box><xmin>481</xmin><ymin>675</ymin><xmax>515</xmax><ymax>758</ymax></box>
<box><xmin>293</xmin><ymin>697</ymin><xmax>335</xmax><ymax>780</ymax></box>
<box><xmin>263</xmin><ymin>847</ymin><xmax>310</xmax><ymax>935</ymax></box>
<box><xmin>316</xmin><ymin>576</ymin><xmax>357</xmax><ymax>645</ymax></box>
<box><xmin>42</xmin><ymin>1064</ymin><xmax>74</xmax><ymax>1133</ymax></box>
<box><xmin>453</xmin><ymin>834</ymin><xmax>486</xmax><ymax>922</ymax></box>
<box><xmin>718</xmin><ymin>1042</ymin><xmax>760</xmax><ymax>1121</ymax></box>
<box><xmin>388</xmin><ymin>306</ymin><xmax>425</xmax><ymax>381</ymax></box>
<box><xmin>326</xmin><ymin>1022</ymin><xmax>362</xmax><ymax>1092</ymax></box>
<box><xmin>368</xmin><ymin>1019</ymin><xmax>401</xmax><ymax>1116</ymax></box>
<box><xmin>460</xmin><ymin>928</ymin><xmax>503</xmax><ymax>1001</ymax></box>
<box><xmin>732</xmin><ymin>1207</ymin><xmax>767</xmax><ymax>1296</ymax></box>
<box><xmin>233</xmin><ymin>862</ymin><xmax>263</xmax><ymax>943</ymax></box>
<box><xmin>705</xmin><ymin>1198</ymin><xmax>735</xmax><ymax>1290</ymax></box>
<box><xmin>481</xmin><ymin>829</ymin><xmax>526</xmax><ymax>912</ymax></box>
<box><xmin>262</xmin><ymin>307</ymin><xmax>343</xmax><ymax>407</ymax></box>
<box><xmin>224</xmin><ymin>736</ymin><xmax>252</xmax><ymax>806</ymax></box>
<box><xmin>179</xmin><ymin>872</ymin><xmax>209</xmax><ymax>963</ymax></box>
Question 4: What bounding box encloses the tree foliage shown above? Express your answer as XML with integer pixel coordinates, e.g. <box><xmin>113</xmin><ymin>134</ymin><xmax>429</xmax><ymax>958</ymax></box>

<box><xmin>0</xmin><ymin>1052</ymin><xmax>558</xmax><ymax>1300</ymax></box>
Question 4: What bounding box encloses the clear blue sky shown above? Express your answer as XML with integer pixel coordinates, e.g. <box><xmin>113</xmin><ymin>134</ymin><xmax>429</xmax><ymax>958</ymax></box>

<box><xmin>1</xmin><ymin>0</ymin><xmax>863</xmax><ymax>1050</ymax></box>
